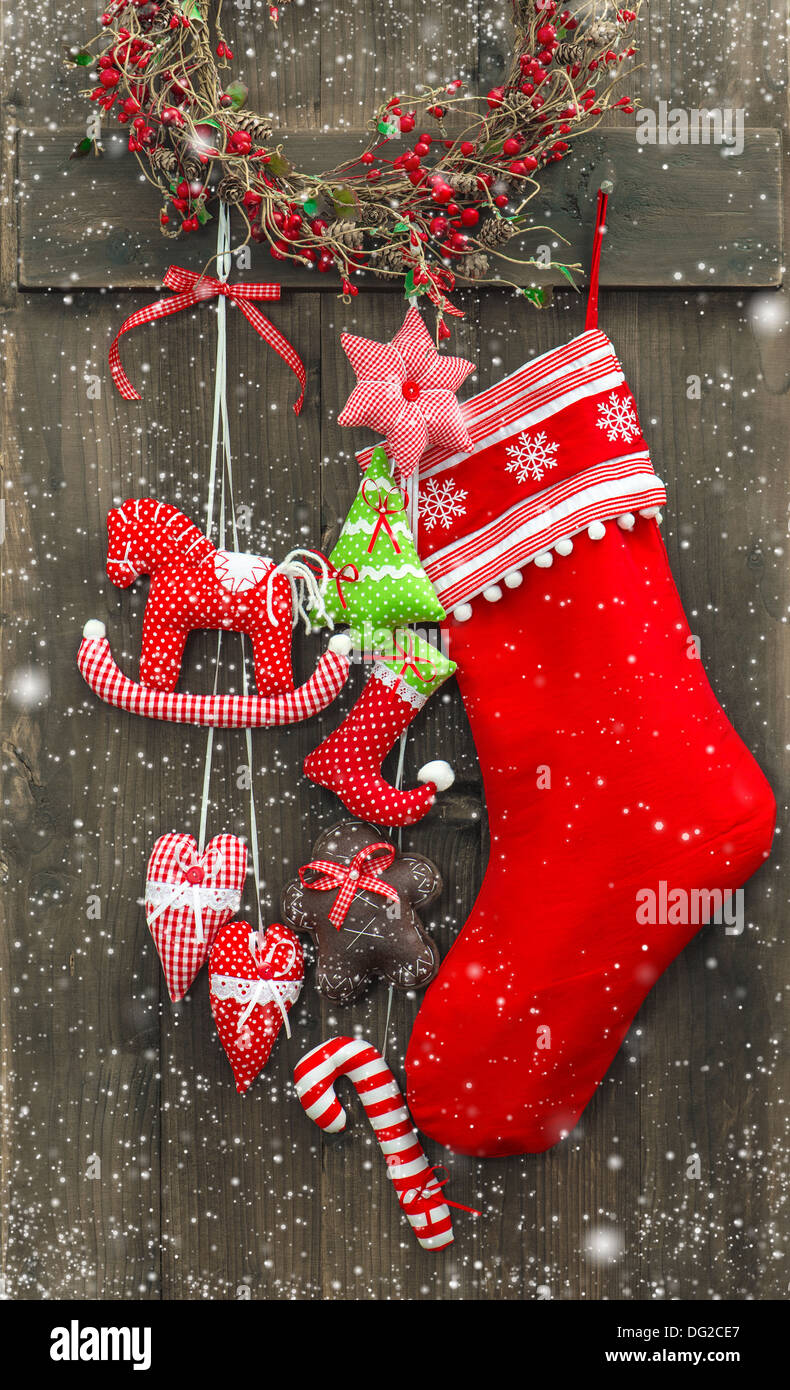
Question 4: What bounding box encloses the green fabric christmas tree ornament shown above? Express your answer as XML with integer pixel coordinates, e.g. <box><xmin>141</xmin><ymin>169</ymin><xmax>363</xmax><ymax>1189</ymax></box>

<box><xmin>312</xmin><ymin>447</ymin><xmax>446</xmax><ymax>630</ymax></box>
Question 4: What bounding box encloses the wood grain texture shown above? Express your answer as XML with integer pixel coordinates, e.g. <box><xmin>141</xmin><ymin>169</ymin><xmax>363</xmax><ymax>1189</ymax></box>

<box><xmin>1</xmin><ymin>0</ymin><xmax>787</xmax><ymax>1302</ymax></box>
<box><xmin>17</xmin><ymin>127</ymin><xmax>782</xmax><ymax>290</ymax></box>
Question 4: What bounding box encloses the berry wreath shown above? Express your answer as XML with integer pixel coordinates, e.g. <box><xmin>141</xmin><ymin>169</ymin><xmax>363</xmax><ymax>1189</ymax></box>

<box><xmin>69</xmin><ymin>0</ymin><xmax>639</xmax><ymax>323</ymax></box>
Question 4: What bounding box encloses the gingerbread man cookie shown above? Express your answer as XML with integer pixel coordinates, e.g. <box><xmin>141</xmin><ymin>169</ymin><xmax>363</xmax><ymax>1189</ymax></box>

<box><xmin>281</xmin><ymin>820</ymin><xmax>442</xmax><ymax>1005</ymax></box>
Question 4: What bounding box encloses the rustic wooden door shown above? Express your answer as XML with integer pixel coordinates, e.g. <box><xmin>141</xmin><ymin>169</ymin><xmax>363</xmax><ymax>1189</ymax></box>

<box><xmin>1</xmin><ymin>1</ymin><xmax>786</xmax><ymax>1300</ymax></box>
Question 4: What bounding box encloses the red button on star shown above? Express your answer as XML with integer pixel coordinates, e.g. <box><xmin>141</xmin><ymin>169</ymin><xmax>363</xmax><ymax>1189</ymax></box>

<box><xmin>337</xmin><ymin>306</ymin><xmax>475</xmax><ymax>480</ymax></box>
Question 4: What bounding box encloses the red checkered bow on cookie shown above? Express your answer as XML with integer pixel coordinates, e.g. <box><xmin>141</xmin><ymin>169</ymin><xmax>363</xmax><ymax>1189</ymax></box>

<box><xmin>298</xmin><ymin>842</ymin><xmax>399</xmax><ymax>928</ymax></box>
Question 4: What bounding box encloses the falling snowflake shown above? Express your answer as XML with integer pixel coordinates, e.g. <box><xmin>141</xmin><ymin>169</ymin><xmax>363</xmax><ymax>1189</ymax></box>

<box><xmin>418</xmin><ymin>476</ymin><xmax>468</xmax><ymax>531</ymax></box>
<box><xmin>596</xmin><ymin>390</ymin><xmax>640</xmax><ymax>443</ymax></box>
<box><xmin>504</xmin><ymin>429</ymin><xmax>559</xmax><ymax>484</ymax></box>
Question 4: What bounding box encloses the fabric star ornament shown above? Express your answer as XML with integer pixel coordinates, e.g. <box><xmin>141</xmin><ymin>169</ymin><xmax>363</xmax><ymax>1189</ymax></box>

<box><xmin>337</xmin><ymin>307</ymin><xmax>474</xmax><ymax>480</ymax></box>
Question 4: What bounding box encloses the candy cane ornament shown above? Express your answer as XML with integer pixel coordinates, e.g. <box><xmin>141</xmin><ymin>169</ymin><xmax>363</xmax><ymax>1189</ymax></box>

<box><xmin>293</xmin><ymin>1036</ymin><xmax>455</xmax><ymax>1251</ymax></box>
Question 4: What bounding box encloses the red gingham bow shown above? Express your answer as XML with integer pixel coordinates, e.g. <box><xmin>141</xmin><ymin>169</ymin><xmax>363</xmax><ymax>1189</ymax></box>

<box><xmin>299</xmin><ymin>842</ymin><xmax>399</xmax><ymax>928</ymax></box>
<box><xmin>108</xmin><ymin>265</ymin><xmax>306</xmax><ymax>413</ymax></box>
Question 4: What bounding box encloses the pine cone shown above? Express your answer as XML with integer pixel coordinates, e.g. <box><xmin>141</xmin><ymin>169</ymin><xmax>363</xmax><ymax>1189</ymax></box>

<box><xmin>447</xmin><ymin>173</ymin><xmax>481</xmax><ymax>197</ymax></box>
<box><xmin>456</xmin><ymin>252</ymin><xmax>490</xmax><ymax>280</ymax></box>
<box><xmin>369</xmin><ymin>244</ymin><xmax>406</xmax><ymax>277</ymax></box>
<box><xmin>479</xmin><ymin>217</ymin><xmax>518</xmax><ymax>248</ymax></box>
<box><xmin>359</xmin><ymin>204</ymin><xmax>390</xmax><ymax>229</ymax></box>
<box><xmin>149</xmin><ymin>146</ymin><xmax>179</xmax><ymax>179</ymax></box>
<box><xmin>217</xmin><ymin>174</ymin><xmax>248</xmax><ymax>205</ymax></box>
<box><xmin>325</xmin><ymin>220</ymin><xmax>365</xmax><ymax>249</ymax></box>
<box><xmin>555</xmin><ymin>42</ymin><xmax>588</xmax><ymax>67</ymax></box>
<box><xmin>233</xmin><ymin>112</ymin><xmax>273</xmax><ymax>144</ymax></box>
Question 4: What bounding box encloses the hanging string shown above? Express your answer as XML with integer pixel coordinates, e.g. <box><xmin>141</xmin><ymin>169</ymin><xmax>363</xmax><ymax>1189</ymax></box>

<box><xmin>382</xmin><ymin>468</ymin><xmax>421</xmax><ymax>1061</ymax></box>
<box><xmin>198</xmin><ymin>206</ymin><xmax>265</xmax><ymax>936</ymax></box>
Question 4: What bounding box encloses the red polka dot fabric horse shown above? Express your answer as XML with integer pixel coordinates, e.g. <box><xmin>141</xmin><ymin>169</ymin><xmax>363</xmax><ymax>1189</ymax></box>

<box><xmin>105</xmin><ymin>498</ymin><xmax>320</xmax><ymax>694</ymax></box>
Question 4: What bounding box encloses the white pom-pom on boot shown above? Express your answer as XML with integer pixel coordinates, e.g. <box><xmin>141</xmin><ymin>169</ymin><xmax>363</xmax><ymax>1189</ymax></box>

<box><xmin>418</xmin><ymin>761</ymin><xmax>455</xmax><ymax>793</ymax></box>
<box><xmin>83</xmin><ymin>619</ymin><xmax>106</xmax><ymax>640</ymax></box>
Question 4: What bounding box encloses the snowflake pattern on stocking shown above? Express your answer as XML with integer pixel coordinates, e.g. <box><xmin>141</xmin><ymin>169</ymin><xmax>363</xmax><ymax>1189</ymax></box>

<box><xmin>418</xmin><ymin>476</ymin><xmax>469</xmax><ymax>531</ymax></box>
<box><xmin>504</xmin><ymin>429</ymin><xmax>559</xmax><ymax>485</ymax></box>
<box><xmin>596</xmin><ymin>390</ymin><xmax>639</xmax><ymax>444</ymax></box>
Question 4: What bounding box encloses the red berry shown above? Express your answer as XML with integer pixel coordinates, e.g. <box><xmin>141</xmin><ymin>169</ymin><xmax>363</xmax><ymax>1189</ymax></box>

<box><xmin>399</xmin><ymin>113</ymin><xmax>415</xmax><ymax>133</ymax></box>
<box><xmin>451</xmin><ymin>231</ymin><xmax>468</xmax><ymax>250</ymax></box>
<box><xmin>487</xmin><ymin>87</ymin><xmax>505</xmax><ymax>109</ymax></box>
<box><xmin>509</xmin><ymin>160</ymin><xmax>527</xmax><ymax>176</ymax></box>
<box><xmin>430</xmin><ymin>215</ymin><xmax>448</xmax><ymax>236</ymax></box>
<box><xmin>361</xmin><ymin>151</ymin><xmax>375</xmax><ymax>164</ymax></box>
<box><xmin>460</xmin><ymin>207</ymin><xmax>479</xmax><ymax>226</ymax></box>
<box><xmin>494</xmin><ymin>194</ymin><xmax>509</xmax><ymax>208</ymax></box>
<box><xmin>99</xmin><ymin>68</ymin><xmax>120</xmax><ymax>88</ymax></box>
<box><xmin>503</xmin><ymin>137</ymin><xmax>521</xmax><ymax>156</ymax></box>
<box><xmin>460</xmin><ymin>140</ymin><xmax>475</xmax><ymax>156</ymax></box>
<box><xmin>537</xmin><ymin>24</ymin><xmax>557</xmax><ymax>44</ymax></box>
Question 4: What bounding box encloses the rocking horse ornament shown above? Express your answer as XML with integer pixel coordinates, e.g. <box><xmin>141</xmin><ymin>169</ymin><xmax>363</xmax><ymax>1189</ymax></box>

<box><xmin>78</xmin><ymin>498</ymin><xmax>351</xmax><ymax>727</ymax></box>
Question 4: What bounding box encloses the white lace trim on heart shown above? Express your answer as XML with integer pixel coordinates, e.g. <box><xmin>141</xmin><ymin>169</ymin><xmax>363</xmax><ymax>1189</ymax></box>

<box><xmin>146</xmin><ymin>881</ymin><xmax>241</xmax><ymax>914</ymax></box>
<box><xmin>372</xmin><ymin>662</ymin><xmax>427</xmax><ymax>710</ymax></box>
<box><xmin>211</xmin><ymin>974</ymin><xmax>302</xmax><ymax>1014</ymax></box>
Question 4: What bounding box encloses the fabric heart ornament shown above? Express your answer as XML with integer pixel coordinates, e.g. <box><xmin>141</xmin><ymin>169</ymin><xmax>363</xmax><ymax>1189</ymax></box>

<box><xmin>209</xmin><ymin>921</ymin><xmax>304</xmax><ymax>1094</ymax></box>
<box><xmin>145</xmin><ymin>833</ymin><xmax>248</xmax><ymax>1002</ymax></box>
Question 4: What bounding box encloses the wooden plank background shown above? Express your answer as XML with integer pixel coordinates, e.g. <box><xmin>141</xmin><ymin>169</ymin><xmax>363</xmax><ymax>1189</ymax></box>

<box><xmin>0</xmin><ymin>1</ymin><xmax>787</xmax><ymax>1301</ymax></box>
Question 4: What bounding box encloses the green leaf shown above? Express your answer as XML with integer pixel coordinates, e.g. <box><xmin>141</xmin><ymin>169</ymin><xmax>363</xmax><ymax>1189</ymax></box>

<box><xmin>70</xmin><ymin>136</ymin><xmax>99</xmax><ymax>160</ymax></box>
<box><xmin>195</xmin><ymin>202</ymin><xmax>212</xmax><ymax>226</ymax></box>
<box><xmin>403</xmin><ymin>268</ymin><xmax>428</xmax><ymax>299</ymax></box>
<box><xmin>267</xmin><ymin>151</ymin><xmax>292</xmax><ymax>178</ymax></box>
<box><xmin>392</xmin><ymin>220</ymin><xmax>410</xmax><ymax>233</ymax></box>
<box><xmin>224</xmin><ymin>81</ymin><xmax>248</xmax><ymax>111</ymax></box>
<box><xmin>523</xmin><ymin>286</ymin><xmax>546</xmax><ymax>308</ymax></box>
<box><xmin>331</xmin><ymin>185</ymin><xmax>357</xmax><ymax>220</ymax></box>
<box><xmin>303</xmin><ymin>198</ymin><xmax>318</xmax><ymax>217</ymax></box>
<box><xmin>557</xmin><ymin>263</ymin><xmax>577</xmax><ymax>288</ymax></box>
<box><xmin>65</xmin><ymin>48</ymin><xmax>94</xmax><ymax>67</ymax></box>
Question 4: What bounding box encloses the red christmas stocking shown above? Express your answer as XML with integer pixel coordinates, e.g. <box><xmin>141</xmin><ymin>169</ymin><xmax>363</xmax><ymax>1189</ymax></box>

<box><xmin>403</xmin><ymin>193</ymin><xmax>776</xmax><ymax>1157</ymax></box>
<box><xmin>303</xmin><ymin>632</ymin><xmax>456</xmax><ymax>827</ymax></box>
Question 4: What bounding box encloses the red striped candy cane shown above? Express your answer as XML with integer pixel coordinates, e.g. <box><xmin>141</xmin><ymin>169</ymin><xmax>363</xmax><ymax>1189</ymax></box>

<box><xmin>294</xmin><ymin>1036</ymin><xmax>454</xmax><ymax>1251</ymax></box>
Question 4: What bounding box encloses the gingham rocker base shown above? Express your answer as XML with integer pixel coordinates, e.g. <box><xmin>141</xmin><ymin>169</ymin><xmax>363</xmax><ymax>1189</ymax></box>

<box><xmin>78</xmin><ymin>621</ymin><xmax>351</xmax><ymax>728</ymax></box>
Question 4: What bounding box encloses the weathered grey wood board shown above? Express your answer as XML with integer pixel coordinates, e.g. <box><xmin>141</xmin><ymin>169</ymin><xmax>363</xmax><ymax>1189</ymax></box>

<box><xmin>0</xmin><ymin>0</ymin><xmax>788</xmax><ymax>1302</ymax></box>
<box><xmin>17</xmin><ymin>128</ymin><xmax>783</xmax><ymax>290</ymax></box>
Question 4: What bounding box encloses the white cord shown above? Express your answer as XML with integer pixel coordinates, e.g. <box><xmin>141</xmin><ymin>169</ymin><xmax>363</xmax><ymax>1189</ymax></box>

<box><xmin>198</xmin><ymin>208</ymin><xmax>265</xmax><ymax>933</ymax></box>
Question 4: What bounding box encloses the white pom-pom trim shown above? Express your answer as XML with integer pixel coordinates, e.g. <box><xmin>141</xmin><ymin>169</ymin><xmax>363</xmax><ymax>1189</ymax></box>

<box><xmin>504</xmin><ymin>570</ymin><xmax>523</xmax><ymax>589</ymax></box>
<box><xmin>483</xmin><ymin>584</ymin><xmax>503</xmax><ymax>603</ymax></box>
<box><xmin>534</xmin><ymin>551</ymin><xmax>553</xmax><ymax>568</ymax></box>
<box><xmin>555</xmin><ymin>538</ymin><xmax>574</xmax><ymax>557</ymax></box>
<box><xmin>639</xmin><ymin>507</ymin><xmax>660</xmax><ymax>519</ymax></box>
<box><xmin>453</xmin><ymin>603</ymin><xmax>473</xmax><ymax>622</ymax></box>
<box><xmin>83</xmin><ymin>619</ymin><xmax>106</xmax><ymax>640</ymax></box>
<box><xmin>418</xmin><ymin>760</ymin><xmax>455</xmax><ymax>793</ymax></box>
<box><xmin>328</xmin><ymin>632</ymin><xmax>353</xmax><ymax>657</ymax></box>
<box><xmin>587</xmin><ymin>521</ymin><xmax>606</xmax><ymax>541</ymax></box>
<box><xmin>617</xmin><ymin>512</ymin><xmax>636</xmax><ymax>531</ymax></box>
